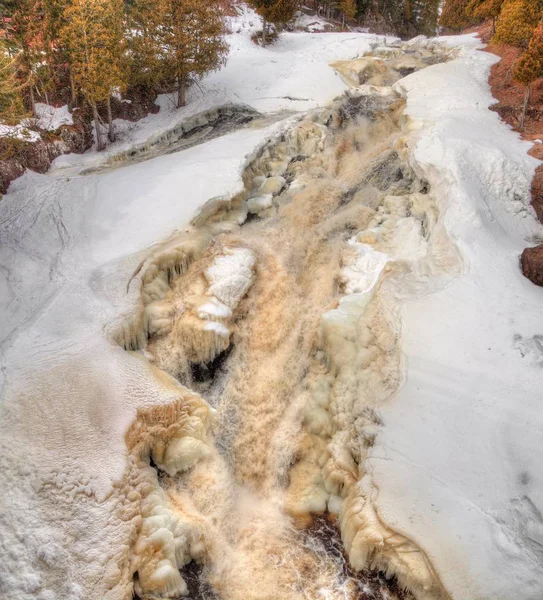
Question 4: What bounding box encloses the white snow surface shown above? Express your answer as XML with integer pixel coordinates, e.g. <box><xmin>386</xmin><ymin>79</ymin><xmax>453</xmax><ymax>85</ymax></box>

<box><xmin>293</xmin><ymin>10</ymin><xmax>330</xmax><ymax>32</ymax></box>
<box><xmin>341</xmin><ymin>240</ymin><xmax>389</xmax><ymax>295</ymax></box>
<box><xmin>205</xmin><ymin>247</ymin><xmax>256</xmax><ymax>310</ymax></box>
<box><xmin>1</xmin><ymin>17</ymin><xmax>543</xmax><ymax>600</ymax></box>
<box><xmin>367</xmin><ymin>35</ymin><xmax>543</xmax><ymax>600</ymax></box>
<box><xmin>34</xmin><ymin>103</ymin><xmax>74</xmax><ymax>131</ymax></box>
<box><xmin>0</xmin><ymin>122</ymin><xmax>41</xmax><ymax>142</ymax></box>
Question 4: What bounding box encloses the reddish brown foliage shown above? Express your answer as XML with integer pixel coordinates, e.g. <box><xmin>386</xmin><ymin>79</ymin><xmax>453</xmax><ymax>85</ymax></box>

<box><xmin>474</xmin><ymin>20</ymin><xmax>543</xmax><ymax>281</ymax></box>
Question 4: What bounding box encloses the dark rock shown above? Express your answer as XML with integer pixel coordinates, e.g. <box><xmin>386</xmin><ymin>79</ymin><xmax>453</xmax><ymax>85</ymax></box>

<box><xmin>531</xmin><ymin>164</ymin><xmax>543</xmax><ymax>223</ymax></box>
<box><xmin>0</xmin><ymin>114</ymin><xmax>91</xmax><ymax>195</ymax></box>
<box><xmin>521</xmin><ymin>244</ymin><xmax>543</xmax><ymax>286</ymax></box>
<box><xmin>111</xmin><ymin>87</ymin><xmax>160</xmax><ymax>122</ymax></box>
<box><xmin>0</xmin><ymin>158</ymin><xmax>25</xmax><ymax>194</ymax></box>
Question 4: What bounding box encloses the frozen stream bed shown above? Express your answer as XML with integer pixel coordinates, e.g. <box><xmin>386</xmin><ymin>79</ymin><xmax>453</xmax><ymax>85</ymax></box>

<box><xmin>1</xmin><ymin>20</ymin><xmax>543</xmax><ymax>600</ymax></box>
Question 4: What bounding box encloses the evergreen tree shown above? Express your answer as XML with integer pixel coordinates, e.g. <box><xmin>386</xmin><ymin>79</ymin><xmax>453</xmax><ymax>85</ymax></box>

<box><xmin>43</xmin><ymin>0</ymin><xmax>78</xmax><ymax>105</ymax></box>
<box><xmin>440</xmin><ymin>0</ymin><xmax>477</xmax><ymax>31</ymax></box>
<box><xmin>12</xmin><ymin>0</ymin><xmax>71</xmax><ymax>109</ymax></box>
<box><xmin>341</xmin><ymin>0</ymin><xmax>357</xmax><ymax>27</ymax></box>
<box><xmin>466</xmin><ymin>0</ymin><xmax>504</xmax><ymax>31</ymax></box>
<box><xmin>248</xmin><ymin>0</ymin><xmax>298</xmax><ymax>46</ymax></box>
<box><xmin>493</xmin><ymin>0</ymin><xmax>543</xmax><ymax>48</ymax></box>
<box><xmin>12</xmin><ymin>0</ymin><xmax>49</xmax><ymax>113</ymax></box>
<box><xmin>155</xmin><ymin>0</ymin><xmax>228</xmax><ymax>108</ymax></box>
<box><xmin>405</xmin><ymin>0</ymin><xmax>441</xmax><ymax>36</ymax></box>
<box><xmin>354</xmin><ymin>0</ymin><xmax>440</xmax><ymax>36</ymax></box>
<box><xmin>515</xmin><ymin>20</ymin><xmax>543</xmax><ymax>128</ymax></box>
<box><xmin>0</xmin><ymin>41</ymin><xmax>26</xmax><ymax>124</ymax></box>
<box><xmin>126</xmin><ymin>0</ymin><xmax>162</xmax><ymax>91</ymax></box>
<box><xmin>0</xmin><ymin>0</ymin><xmax>16</xmax><ymax>14</ymax></box>
<box><xmin>60</xmin><ymin>0</ymin><xmax>125</xmax><ymax>149</ymax></box>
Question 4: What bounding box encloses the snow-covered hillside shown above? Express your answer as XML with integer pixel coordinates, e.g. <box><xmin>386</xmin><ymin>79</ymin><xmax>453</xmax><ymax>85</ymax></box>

<box><xmin>1</xmin><ymin>6</ymin><xmax>542</xmax><ymax>600</ymax></box>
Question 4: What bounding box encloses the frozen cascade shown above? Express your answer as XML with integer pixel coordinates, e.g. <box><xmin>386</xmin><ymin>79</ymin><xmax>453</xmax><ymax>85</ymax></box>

<box><xmin>108</xmin><ymin>41</ymin><xmax>459</xmax><ymax>600</ymax></box>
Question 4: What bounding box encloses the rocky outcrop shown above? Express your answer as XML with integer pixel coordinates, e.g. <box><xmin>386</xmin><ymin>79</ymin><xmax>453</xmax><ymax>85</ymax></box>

<box><xmin>0</xmin><ymin>91</ymin><xmax>160</xmax><ymax>195</ymax></box>
<box><xmin>521</xmin><ymin>244</ymin><xmax>543</xmax><ymax>286</ymax></box>
<box><xmin>0</xmin><ymin>112</ymin><xmax>92</xmax><ymax>195</ymax></box>
<box><xmin>111</xmin><ymin>88</ymin><xmax>160</xmax><ymax>122</ymax></box>
<box><xmin>531</xmin><ymin>164</ymin><xmax>543</xmax><ymax>223</ymax></box>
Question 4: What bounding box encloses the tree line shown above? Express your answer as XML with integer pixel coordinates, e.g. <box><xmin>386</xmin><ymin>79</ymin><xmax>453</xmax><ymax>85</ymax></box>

<box><xmin>1</xmin><ymin>0</ymin><xmax>228</xmax><ymax>150</ymax></box>
<box><xmin>441</xmin><ymin>0</ymin><xmax>543</xmax><ymax>128</ymax></box>
<box><xmin>304</xmin><ymin>0</ymin><xmax>441</xmax><ymax>37</ymax></box>
<box><xmin>0</xmin><ymin>0</ymin><xmax>444</xmax><ymax>151</ymax></box>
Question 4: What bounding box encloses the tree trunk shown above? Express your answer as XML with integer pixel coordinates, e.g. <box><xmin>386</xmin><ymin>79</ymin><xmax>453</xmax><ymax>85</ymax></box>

<box><xmin>177</xmin><ymin>77</ymin><xmax>186</xmax><ymax>108</ymax></box>
<box><xmin>106</xmin><ymin>96</ymin><xmax>115</xmax><ymax>142</ymax></box>
<box><xmin>520</xmin><ymin>84</ymin><xmax>530</xmax><ymax>131</ymax></box>
<box><xmin>262</xmin><ymin>16</ymin><xmax>267</xmax><ymax>47</ymax></box>
<box><xmin>91</xmin><ymin>101</ymin><xmax>105</xmax><ymax>151</ymax></box>
<box><xmin>29</xmin><ymin>85</ymin><xmax>35</xmax><ymax>116</ymax></box>
<box><xmin>70</xmin><ymin>71</ymin><xmax>77</xmax><ymax>108</ymax></box>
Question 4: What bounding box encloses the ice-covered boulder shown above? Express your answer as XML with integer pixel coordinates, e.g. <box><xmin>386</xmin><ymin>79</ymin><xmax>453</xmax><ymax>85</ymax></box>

<box><xmin>247</xmin><ymin>193</ymin><xmax>273</xmax><ymax>214</ymax></box>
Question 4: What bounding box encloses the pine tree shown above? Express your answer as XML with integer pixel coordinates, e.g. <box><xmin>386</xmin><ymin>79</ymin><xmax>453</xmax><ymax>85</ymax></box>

<box><xmin>60</xmin><ymin>0</ymin><xmax>125</xmax><ymax>149</ymax></box>
<box><xmin>440</xmin><ymin>0</ymin><xmax>477</xmax><ymax>31</ymax></box>
<box><xmin>341</xmin><ymin>0</ymin><xmax>357</xmax><ymax>27</ymax></box>
<box><xmin>515</xmin><ymin>20</ymin><xmax>543</xmax><ymax>128</ymax></box>
<box><xmin>43</xmin><ymin>0</ymin><xmax>77</xmax><ymax>106</ymax></box>
<box><xmin>248</xmin><ymin>0</ymin><xmax>298</xmax><ymax>46</ymax></box>
<box><xmin>405</xmin><ymin>0</ymin><xmax>441</xmax><ymax>36</ymax></box>
<box><xmin>354</xmin><ymin>0</ymin><xmax>440</xmax><ymax>36</ymax></box>
<box><xmin>493</xmin><ymin>0</ymin><xmax>543</xmax><ymax>49</ymax></box>
<box><xmin>126</xmin><ymin>0</ymin><xmax>162</xmax><ymax>92</ymax></box>
<box><xmin>466</xmin><ymin>0</ymin><xmax>504</xmax><ymax>32</ymax></box>
<box><xmin>0</xmin><ymin>41</ymin><xmax>26</xmax><ymax>124</ymax></box>
<box><xmin>0</xmin><ymin>0</ymin><xmax>17</xmax><ymax>15</ymax></box>
<box><xmin>155</xmin><ymin>0</ymin><xmax>228</xmax><ymax>108</ymax></box>
<box><xmin>12</xmin><ymin>0</ymin><xmax>75</xmax><ymax>110</ymax></box>
<box><xmin>12</xmin><ymin>0</ymin><xmax>49</xmax><ymax>113</ymax></box>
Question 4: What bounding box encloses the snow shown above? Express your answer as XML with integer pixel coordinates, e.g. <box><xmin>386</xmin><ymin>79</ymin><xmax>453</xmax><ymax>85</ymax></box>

<box><xmin>366</xmin><ymin>36</ymin><xmax>543</xmax><ymax>600</ymax></box>
<box><xmin>203</xmin><ymin>321</ymin><xmax>231</xmax><ymax>338</ymax></box>
<box><xmin>0</xmin><ymin>122</ymin><xmax>283</xmax><ymax>600</ymax></box>
<box><xmin>34</xmin><ymin>103</ymin><xmax>74</xmax><ymax>131</ymax></box>
<box><xmin>1</xmin><ymin>10</ymin><xmax>543</xmax><ymax>600</ymax></box>
<box><xmin>198</xmin><ymin>298</ymin><xmax>233</xmax><ymax>320</ymax></box>
<box><xmin>205</xmin><ymin>247</ymin><xmax>256</xmax><ymax>309</ymax></box>
<box><xmin>341</xmin><ymin>239</ymin><xmax>389</xmax><ymax>295</ymax></box>
<box><xmin>0</xmin><ymin>22</ymin><xmax>385</xmax><ymax>599</ymax></box>
<box><xmin>49</xmin><ymin>21</ymin><xmax>385</xmax><ymax>170</ymax></box>
<box><xmin>0</xmin><ymin>104</ymin><xmax>74</xmax><ymax>144</ymax></box>
<box><xmin>0</xmin><ymin>122</ymin><xmax>40</xmax><ymax>142</ymax></box>
<box><xmin>293</xmin><ymin>10</ymin><xmax>330</xmax><ymax>32</ymax></box>
<box><xmin>247</xmin><ymin>193</ymin><xmax>273</xmax><ymax>213</ymax></box>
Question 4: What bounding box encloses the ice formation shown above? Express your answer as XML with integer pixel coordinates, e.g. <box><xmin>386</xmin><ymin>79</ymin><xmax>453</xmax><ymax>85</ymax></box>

<box><xmin>3</xmin><ymin>23</ymin><xmax>540</xmax><ymax>600</ymax></box>
<box><xmin>120</xmin><ymin>369</ymin><xmax>214</xmax><ymax>599</ymax></box>
<box><xmin>113</xmin><ymin>40</ymin><xmax>456</xmax><ymax>600</ymax></box>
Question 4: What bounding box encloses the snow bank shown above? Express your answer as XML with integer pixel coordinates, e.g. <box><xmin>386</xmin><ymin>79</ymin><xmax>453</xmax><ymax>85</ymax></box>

<box><xmin>0</xmin><ymin>122</ymin><xmax>40</xmax><ymax>142</ymax></box>
<box><xmin>365</xmin><ymin>37</ymin><xmax>543</xmax><ymax>600</ymax></box>
<box><xmin>35</xmin><ymin>103</ymin><xmax>74</xmax><ymax>131</ymax></box>
<box><xmin>293</xmin><ymin>10</ymin><xmax>330</xmax><ymax>32</ymax></box>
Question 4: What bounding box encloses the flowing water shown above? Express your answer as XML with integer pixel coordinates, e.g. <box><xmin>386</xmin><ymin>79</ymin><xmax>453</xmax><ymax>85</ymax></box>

<box><xmin>117</xmin><ymin>42</ymin><xmax>455</xmax><ymax>600</ymax></box>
